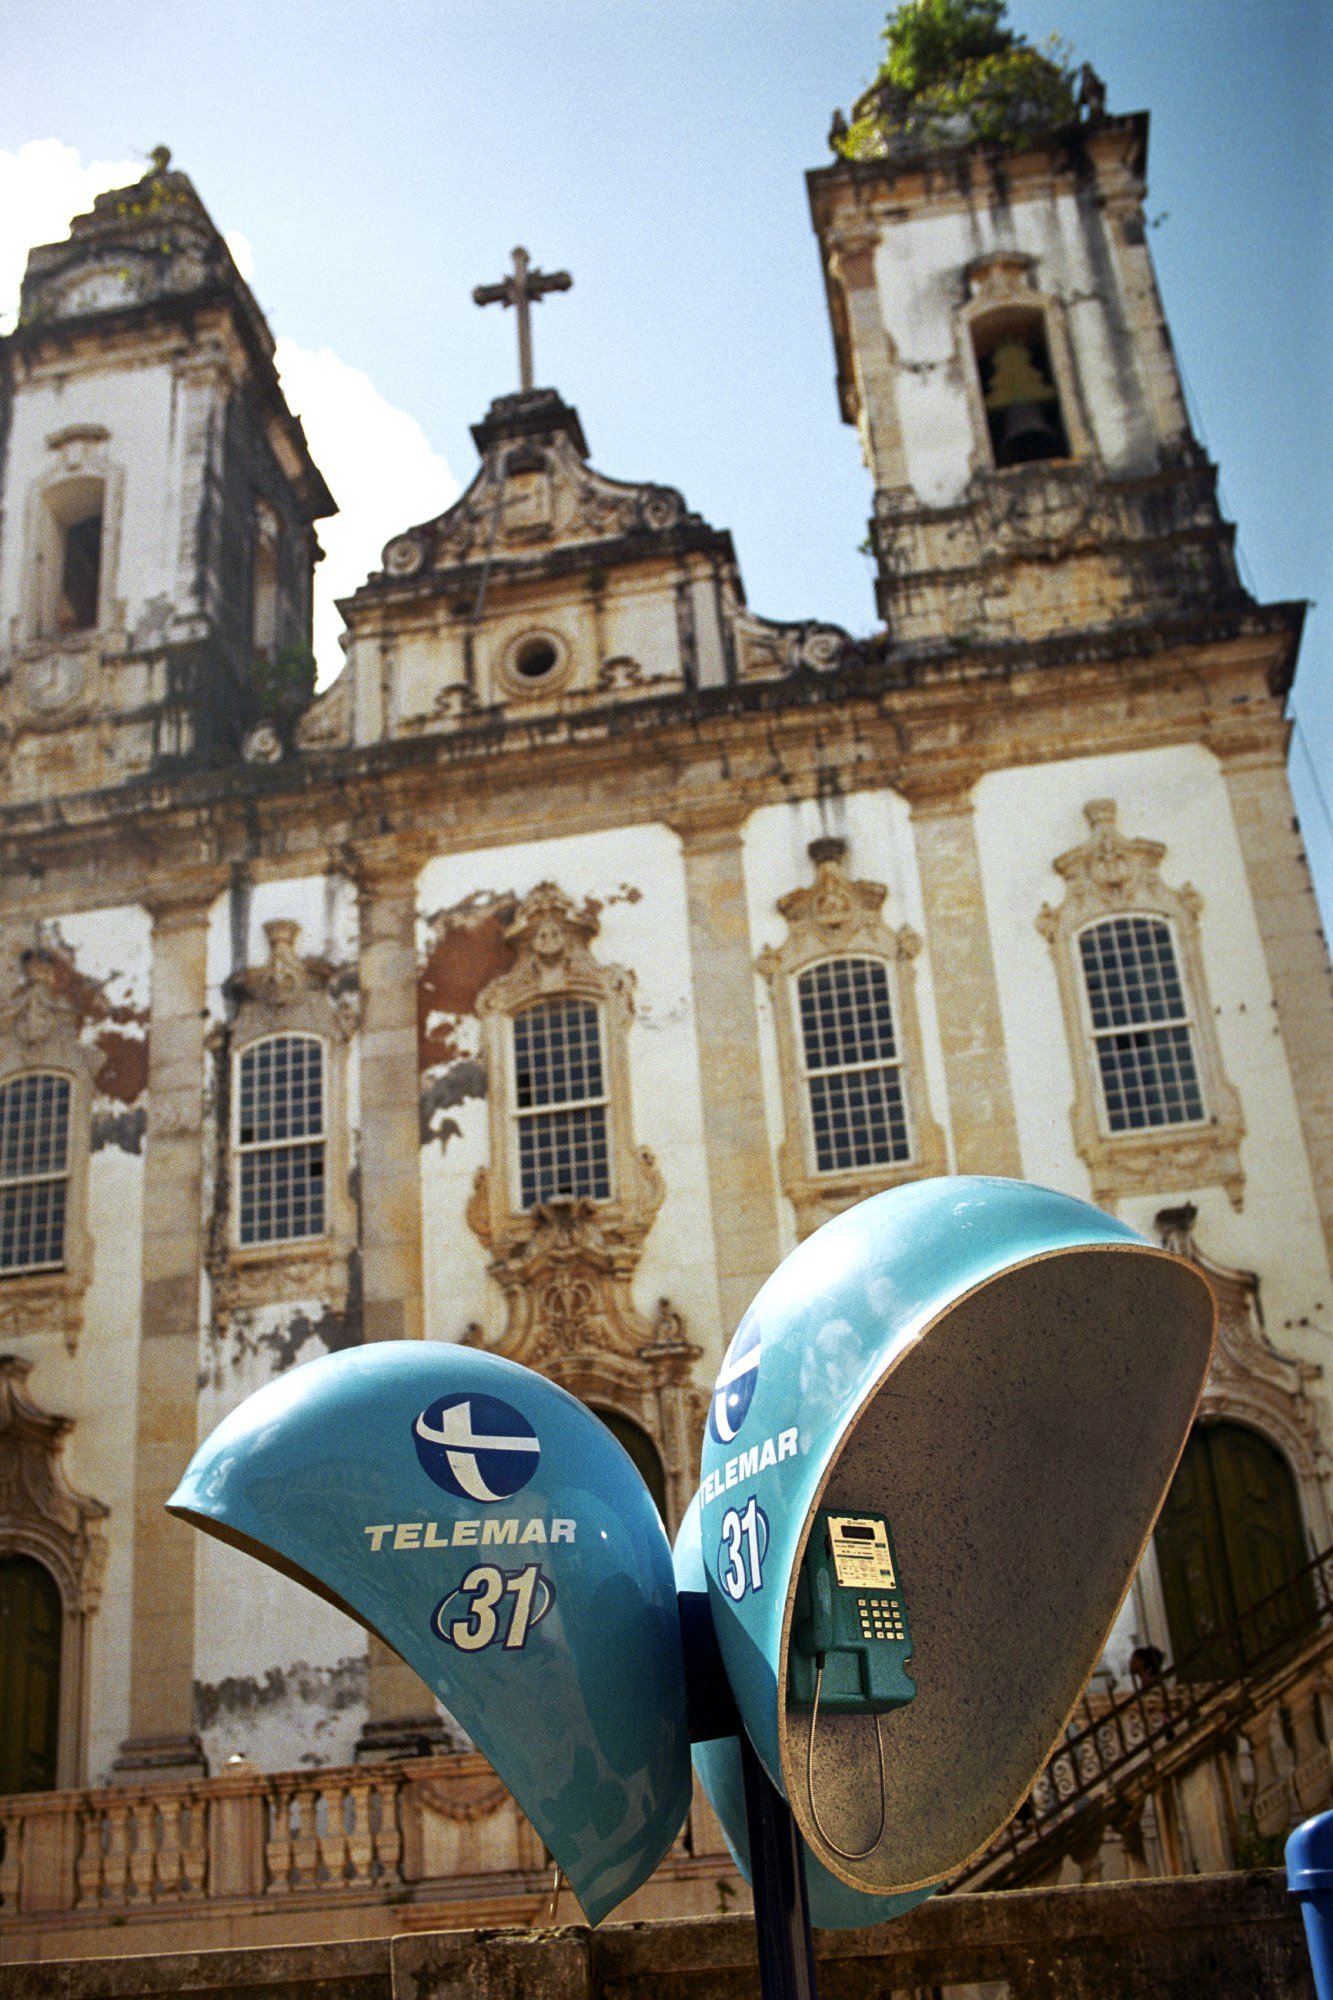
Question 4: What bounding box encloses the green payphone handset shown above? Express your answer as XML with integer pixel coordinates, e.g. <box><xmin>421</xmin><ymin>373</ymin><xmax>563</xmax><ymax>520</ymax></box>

<box><xmin>789</xmin><ymin>1511</ymin><xmax>917</xmax><ymax>1714</ymax></box>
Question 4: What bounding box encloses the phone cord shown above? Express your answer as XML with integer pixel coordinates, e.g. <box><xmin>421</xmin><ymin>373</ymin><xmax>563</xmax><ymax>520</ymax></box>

<box><xmin>805</xmin><ymin>1656</ymin><xmax>887</xmax><ymax>1861</ymax></box>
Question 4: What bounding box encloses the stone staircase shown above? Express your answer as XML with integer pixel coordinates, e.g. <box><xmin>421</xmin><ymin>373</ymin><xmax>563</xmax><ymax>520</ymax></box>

<box><xmin>954</xmin><ymin>1546</ymin><xmax>1333</xmax><ymax>1889</ymax></box>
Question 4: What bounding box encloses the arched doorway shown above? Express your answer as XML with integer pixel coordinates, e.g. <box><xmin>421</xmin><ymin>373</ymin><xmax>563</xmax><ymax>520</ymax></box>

<box><xmin>591</xmin><ymin>1407</ymin><xmax>668</xmax><ymax>1524</ymax></box>
<box><xmin>0</xmin><ymin>1554</ymin><xmax>63</xmax><ymax>1794</ymax></box>
<box><xmin>1154</xmin><ymin>1421</ymin><xmax>1313</xmax><ymax>1679</ymax></box>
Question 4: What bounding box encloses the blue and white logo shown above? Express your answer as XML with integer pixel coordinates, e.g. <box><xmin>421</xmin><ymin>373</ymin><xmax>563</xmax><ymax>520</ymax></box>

<box><xmin>709</xmin><ymin>1310</ymin><xmax>762</xmax><ymax>1444</ymax></box>
<box><xmin>413</xmin><ymin>1393</ymin><xmax>540</xmax><ymax>1503</ymax></box>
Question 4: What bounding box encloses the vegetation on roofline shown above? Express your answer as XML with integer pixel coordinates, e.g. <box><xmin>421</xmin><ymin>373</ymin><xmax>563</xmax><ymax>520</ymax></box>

<box><xmin>834</xmin><ymin>0</ymin><xmax>1079</xmax><ymax>160</ymax></box>
<box><xmin>251</xmin><ymin>645</ymin><xmax>317</xmax><ymax>723</ymax></box>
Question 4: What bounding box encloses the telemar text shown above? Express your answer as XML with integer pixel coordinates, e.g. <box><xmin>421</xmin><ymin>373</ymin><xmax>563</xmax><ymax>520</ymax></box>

<box><xmin>363</xmin><ymin>1518</ymin><xmax>576</xmax><ymax>1552</ymax></box>
<box><xmin>701</xmin><ymin>1428</ymin><xmax>798</xmax><ymax>1505</ymax></box>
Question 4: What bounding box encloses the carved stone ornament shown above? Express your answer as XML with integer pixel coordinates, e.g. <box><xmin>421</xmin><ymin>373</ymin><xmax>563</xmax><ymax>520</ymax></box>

<box><xmin>757</xmin><ymin>841</ymin><xmax>947</xmax><ymax>1239</ymax></box>
<box><xmin>465</xmin><ymin>884</ymin><xmax>703</xmax><ymax>1528</ymax></box>
<box><xmin>209</xmin><ymin>920</ymin><xmax>358</xmax><ymax>1324</ymax></box>
<box><xmin>0</xmin><ymin>1353</ymin><xmax>109</xmax><ymax>1785</ymax></box>
<box><xmin>1037</xmin><ymin>801</ymin><xmax>1246</xmax><ymax>1210</ymax></box>
<box><xmin>1157</xmin><ymin>1206</ymin><xmax>1332</xmax><ymax>1546</ymax></box>
<box><xmin>731</xmin><ymin>598</ymin><xmax>855</xmax><ymax>682</ymax></box>
<box><xmin>241</xmin><ymin>721</ymin><xmax>283</xmax><ymax>764</ymax></box>
<box><xmin>0</xmin><ymin>947</ymin><xmax>99</xmax><ymax>1351</ymax></box>
<box><xmin>414</xmin><ymin>1760</ymin><xmax>510</xmax><ymax>1823</ymax></box>
<box><xmin>396</xmin><ymin>424</ymin><xmax>690</xmax><ymax>576</ymax></box>
<box><xmin>293</xmin><ymin>671</ymin><xmax>352</xmax><ymax>753</ymax></box>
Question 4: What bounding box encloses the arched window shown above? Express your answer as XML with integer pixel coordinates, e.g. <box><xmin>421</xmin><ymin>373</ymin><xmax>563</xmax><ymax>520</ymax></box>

<box><xmin>234</xmin><ymin>1032</ymin><xmax>327</xmax><ymax>1246</ymax></box>
<box><xmin>41</xmin><ymin>476</ymin><xmax>106</xmax><ymax>636</ymax></box>
<box><xmin>512</xmin><ymin>997</ymin><xmax>611</xmax><ymax>1208</ymax></box>
<box><xmin>797</xmin><ymin>956</ymin><xmax>910</xmax><ymax>1173</ymax></box>
<box><xmin>1078</xmin><ymin>914</ymin><xmax>1204</xmax><ymax>1133</ymax></box>
<box><xmin>1037</xmin><ymin>801</ymin><xmax>1244</xmax><ymax>1209</ymax></box>
<box><xmin>0</xmin><ymin>1071</ymin><xmax>72</xmax><ymax>1275</ymax></box>
<box><xmin>973</xmin><ymin>310</ymin><xmax>1070</xmax><ymax>468</ymax></box>
<box><xmin>591</xmin><ymin>1407</ymin><xmax>668</xmax><ymax>1523</ymax></box>
<box><xmin>757</xmin><ymin>841</ymin><xmax>946</xmax><ymax>1238</ymax></box>
<box><xmin>0</xmin><ymin>1554</ymin><xmax>63</xmax><ymax>1794</ymax></box>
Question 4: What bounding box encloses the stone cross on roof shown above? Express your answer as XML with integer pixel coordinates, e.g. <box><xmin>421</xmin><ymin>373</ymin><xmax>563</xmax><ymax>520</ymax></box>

<box><xmin>473</xmin><ymin>247</ymin><xmax>572</xmax><ymax>393</ymax></box>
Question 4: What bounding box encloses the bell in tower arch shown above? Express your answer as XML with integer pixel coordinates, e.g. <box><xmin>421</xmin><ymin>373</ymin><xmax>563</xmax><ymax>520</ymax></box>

<box><xmin>979</xmin><ymin>322</ymin><xmax>1071</xmax><ymax>468</ymax></box>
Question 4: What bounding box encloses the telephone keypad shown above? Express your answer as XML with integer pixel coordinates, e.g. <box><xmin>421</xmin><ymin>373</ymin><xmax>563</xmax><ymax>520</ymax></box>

<box><xmin>856</xmin><ymin>1592</ymin><xmax>905</xmax><ymax>1642</ymax></box>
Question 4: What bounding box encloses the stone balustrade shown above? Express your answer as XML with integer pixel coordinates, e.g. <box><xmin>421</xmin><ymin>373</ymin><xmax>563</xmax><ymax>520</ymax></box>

<box><xmin>1</xmin><ymin>1752</ymin><xmax>730</xmax><ymax>1959</ymax></box>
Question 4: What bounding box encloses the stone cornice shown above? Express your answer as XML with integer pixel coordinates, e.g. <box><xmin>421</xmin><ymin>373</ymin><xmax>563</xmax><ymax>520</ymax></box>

<box><xmin>0</xmin><ymin>618</ymin><xmax>1300</xmax><ymax>903</ymax></box>
<box><xmin>2</xmin><ymin>288</ymin><xmax>334</xmax><ymax>523</ymax></box>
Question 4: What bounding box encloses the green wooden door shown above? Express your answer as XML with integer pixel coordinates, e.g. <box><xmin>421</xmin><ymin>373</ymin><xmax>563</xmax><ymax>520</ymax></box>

<box><xmin>1155</xmin><ymin>1422</ymin><xmax>1311</xmax><ymax>1680</ymax></box>
<box><xmin>0</xmin><ymin>1555</ymin><xmax>62</xmax><ymax>1794</ymax></box>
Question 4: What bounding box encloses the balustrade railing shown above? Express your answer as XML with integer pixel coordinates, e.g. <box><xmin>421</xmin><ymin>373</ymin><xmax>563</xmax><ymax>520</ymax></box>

<box><xmin>956</xmin><ymin>1542</ymin><xmax>1333</xmax><ymax>1886</ymax></box>
<box><xmin>0</xmin><ymin>1751</ymin><xmax>549</xmax><ymax>1925</ymax></box>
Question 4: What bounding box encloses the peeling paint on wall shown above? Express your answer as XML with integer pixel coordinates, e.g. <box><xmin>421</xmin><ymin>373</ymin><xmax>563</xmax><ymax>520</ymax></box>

<box><xmin>91</xmin><ymin>1027</ymin><xmax>150</xmax><ymax>1105</ymax></box>
<box><xmin>418</xmin><ymin>895</ymin><xmax>515</xmax><ymax>1069</ymax></box>
<box><xmin>29</xmin><ymin>929</ymin><xmax>150</xmax><ymax>1122</ymax></box>
<box><xmin>200</xmin><ymin>1279</ymin><xmax>363</xmax><ymax>1389</ymax></box>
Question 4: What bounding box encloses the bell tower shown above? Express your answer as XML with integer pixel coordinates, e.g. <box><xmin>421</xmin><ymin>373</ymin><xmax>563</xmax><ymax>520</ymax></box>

<box><xmin>808</xmin><ymin>83</ymin><xmax>1247</xmax><ymax>654</ymax></box>
<box><xmin>0</xmin><ymin>149</ymin><xmax>334</xmax><ymax>803</ymax></box>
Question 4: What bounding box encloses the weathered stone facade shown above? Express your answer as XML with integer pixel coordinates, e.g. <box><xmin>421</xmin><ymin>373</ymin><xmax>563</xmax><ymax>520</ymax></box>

<box><xmin>2</xmin><ymin>75</ymin><xmax>1332</xmax><ymax>1955</ymax></box>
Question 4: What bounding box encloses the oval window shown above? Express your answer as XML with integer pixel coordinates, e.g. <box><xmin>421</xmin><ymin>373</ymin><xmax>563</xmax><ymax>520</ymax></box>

<box><xmin>514</xmin><ymin>638</ymin><xmax>559</xmax><ymax>682</ymax></box>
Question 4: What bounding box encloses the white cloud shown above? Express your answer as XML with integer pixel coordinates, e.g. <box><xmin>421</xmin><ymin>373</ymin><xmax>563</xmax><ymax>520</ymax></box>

<box><xmin>0</xmin><ymin>139</ymin><xmax>143</xmax><ymax>332</ymax></box>
<box><xmin>275</xmin><ymin>340</ymin><xmax>458</xmax><ymax>683</ymax></box>
<box><xmin>1</xmin><ymin>142</ymin><xmax>459</xmax><ymax>686</ymax></box>
<box><xmin>223</xmin><ymin>228</ymin><xmax>255</xmax><ymax>282</ymax></box>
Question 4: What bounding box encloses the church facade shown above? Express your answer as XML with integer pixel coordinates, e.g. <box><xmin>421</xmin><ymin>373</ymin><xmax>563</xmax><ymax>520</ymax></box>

<box><xmin>2</xmin><ymin>75</ymin><xmax>1332</xmax><ymax>1945</ymax></box>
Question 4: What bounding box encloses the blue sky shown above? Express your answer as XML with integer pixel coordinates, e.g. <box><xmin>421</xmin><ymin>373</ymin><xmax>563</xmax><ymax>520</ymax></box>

<box><xmin>3</xmin><ymin>0</ymin><xmax>1330</xmax><ymax>928</ymax></box>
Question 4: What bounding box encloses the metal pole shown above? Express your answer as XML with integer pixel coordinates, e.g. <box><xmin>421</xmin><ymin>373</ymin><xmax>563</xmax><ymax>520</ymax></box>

<box><xmin>739</xmin><ymin>1727</ymin><xmax>819</xmax><ymax>2000</ymax></box>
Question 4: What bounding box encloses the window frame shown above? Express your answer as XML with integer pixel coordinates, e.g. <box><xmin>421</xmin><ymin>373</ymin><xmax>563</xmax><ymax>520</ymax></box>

<box><xmin>21</xmin><ymin>428</ymin><xmax>126</xmax><ymax>652</ymax></box>
<box><xmin>794</xmin><ymin>953</ymin><xmax>914</xmax><ymax>1179</ymax></box>
<box><xmin>0</xmin><ymin>953</ymin><xmax>100</xmax><ymax>1352</ymax></box>
<box><xmin>508</xmin><ymin>994</ymin><xmax>614</xmax><ymax>1212</ymax></box>
<box><xmin>1075</xmin><ymin>912</ymin><xmax>1208</xmax><ymax>1140</ymax></box>
<box><xmin>0</xmin><ymin>1069</ymin><xmax>75</xmax><ymax>1279</ymax></box>
<box><xmin>212</xmin><ymin>918</ymin><xmax>357</xmax><ymax>1320</ymax></box>
<box><xmin>1037</xmin><ymin>799</ymin><xmax>1245</xmax><ymax>1209</ymax></box>
<box><xmin>231</xmin><ymin>1029</ymin><xmax>330</xmax><ymax>1251</ymax></box>
<box><xmin>758</xmin><ymin>840</ymin><xmax>947</xmax><ymax>1240</ymax></box>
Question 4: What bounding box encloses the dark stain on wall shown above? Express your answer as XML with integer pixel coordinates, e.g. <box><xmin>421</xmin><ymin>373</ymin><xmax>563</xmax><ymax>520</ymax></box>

<box><xmin>257</xmin><ymin>1289</ymin><xmax>363</xmax><ymax>1373</ymax></box>
<box><xmin>91</xmin><ymin>1106</ymin><xmax>147</xmax><ymax>1155</ymax></box>
<box><xmin>194</xmin><ymin>1654</ymin><xmax>368</xmax><ymax>1730</ymax></box>
<box><xmin>419</xmin><ymin>1058</ymin><xmax>488</xmax><ymax>1151</ymax></box>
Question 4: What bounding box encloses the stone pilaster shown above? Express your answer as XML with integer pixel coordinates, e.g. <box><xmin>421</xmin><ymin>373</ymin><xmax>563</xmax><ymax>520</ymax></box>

<box><xmin>675</xmin><ymin>810</ymin><xmax>783</xmax><ymax>1340</ymax></box>
<box><xmin>826</xmin><ymin>225</ymin><xmax>909</xmax><ymax>495</ymax></box>
<box><xmin>1223</xmin><ymin>749</ymin><xmax>1333</xmax><ymax>1270</ymax></box>
<box><xmin>350</xmin><ymin>850</ymin><xmax>440</xmax><ymax>1751</ymax></box>
<box><xmin>355</xmin><ymin>856</ymin><xmax>426</xmax><ymax>1346</ymax></box>
<box><xmin>906</xmin><ymin>782</ymin><xmax>1023</xmax><ymax>1178</ymax></box>
<box><xmin>115</xmin><ymin>887</ymin><xmax>218</xmax><ymax>1783</ymax></box>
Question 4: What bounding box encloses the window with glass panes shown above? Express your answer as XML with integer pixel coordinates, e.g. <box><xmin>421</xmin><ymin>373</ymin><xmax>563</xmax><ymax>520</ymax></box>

<box><xmin>797</xmin><ymin>957</ymin><xmax>910</xmax><ymax>1173</ymax></box>
<box><xmin>0</xmin><ymin>1071</ymin><xmax>71</xmax><ymax>1274</ymax></box>
<box><xmin>512</xmin><ymin>999</ymin><xmax>611</xmax><ymax>1209</ymax></box>
<box><xmin>1078</xmin><ymin>915</ymin><xmax>1205</xmax><ymax>1132</ymax></box>
<box><xmin>235</xmin><ymin>1033</ymin><xmax>326</xmax><ymax>1245</ymax></box>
